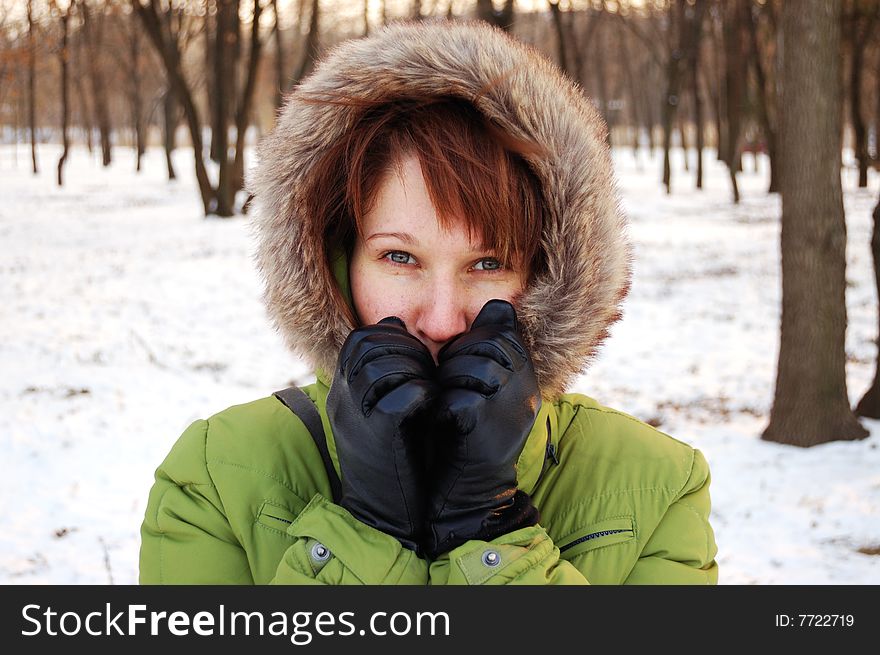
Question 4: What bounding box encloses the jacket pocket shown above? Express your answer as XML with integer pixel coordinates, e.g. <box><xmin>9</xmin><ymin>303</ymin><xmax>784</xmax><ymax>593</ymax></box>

<box><xmin>256</xmin><ymin>500</ymin><xmax>301</xmax><ymax>535</ymax></box>
<box><xmin>557</xmin><ymin>516</ymin><xmax>635</xmax><ymax>560</ymax></box>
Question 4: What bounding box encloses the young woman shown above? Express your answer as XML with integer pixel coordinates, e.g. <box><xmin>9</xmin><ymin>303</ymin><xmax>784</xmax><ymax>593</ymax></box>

<box><xmin>140</xmin><ymin>19</ymin><xmax>718</xmax><ymax>585</ymax></box>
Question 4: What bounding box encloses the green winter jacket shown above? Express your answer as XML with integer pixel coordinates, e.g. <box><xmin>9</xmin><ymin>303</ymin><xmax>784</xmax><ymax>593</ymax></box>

<box><xmin>140</xmin><ymin>21</ymin><xmax>718</xmax><ymax>585</ymax></box>
<box><xmin>140</xmin><ymin>376</ymin><xmax>717</xmax><ymax>585</ymax></box>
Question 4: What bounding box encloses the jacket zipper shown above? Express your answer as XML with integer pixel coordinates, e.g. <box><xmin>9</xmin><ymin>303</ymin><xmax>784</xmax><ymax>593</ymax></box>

<box><xmin>263</xmin><ymin>514</ymin><xmax>292</xmax><ymax>525</ymax></box>
<box><xmin>559</xmin><ymin>529</ymin><xmax>633</xmax><ymax>553</ymax></box>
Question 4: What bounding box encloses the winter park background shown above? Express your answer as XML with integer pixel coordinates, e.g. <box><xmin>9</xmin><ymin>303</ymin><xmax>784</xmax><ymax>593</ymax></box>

<box><xmin>1</xmin><ymin>142</ymin><xmax>878</xmax><ymax>585</ymax></box>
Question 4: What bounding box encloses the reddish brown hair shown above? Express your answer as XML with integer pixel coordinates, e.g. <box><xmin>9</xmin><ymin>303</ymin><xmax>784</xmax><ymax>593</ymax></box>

<box><xmin>301</xmin><ymin>94</ymin><xmax>548</xmax><ymax>294</ymax></box>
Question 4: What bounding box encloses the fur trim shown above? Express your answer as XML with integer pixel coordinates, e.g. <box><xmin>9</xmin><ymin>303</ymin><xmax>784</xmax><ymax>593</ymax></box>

<box><xmin>247</xmin><ymin>19</ymin><xmax>632</xmax><ymax>399</ymax></box>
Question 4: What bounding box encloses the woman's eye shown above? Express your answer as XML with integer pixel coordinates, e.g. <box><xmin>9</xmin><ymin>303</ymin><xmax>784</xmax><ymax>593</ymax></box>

<box><xmin>385</xmin><ymin>251</ymin><xmax>415</xmax><ymax>265</ymax></box>
<box><xmin>474</xmin><ymin>257</ymin><xmax>503</xmax><ymax>272</ymax></box>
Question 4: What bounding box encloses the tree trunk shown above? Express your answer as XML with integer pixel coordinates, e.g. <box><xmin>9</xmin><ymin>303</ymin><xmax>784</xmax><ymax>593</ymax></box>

<box><xmin>763</xmin><ymin>0</ymin><xmax>868</xmax><ymax>446</ymax></box>
<box><xmin>214</xmin><ymin>0</ymin><xmax>238</xmax><ymax>216</ymax></box>
<box><xmin>709</xmin><ymin>9</ymin><xmax>726</xmax><ymax>163</ymax></box>
<box><xmin>293</xmin><ymin>0</ymin><xmax>320</xmax><ymax>85</ymax></box>
<box><xmin>81</xmin><ymin>1</ymin><xmax>112</xmax><ymax>166</ymax></box>
<box><xmin>57</xmin><ymin>5</ymin><xmax>70</xmax><ymax>187</ymax></box>
<box><xmin>661</xmin><ymin>1</ymin><xmax>682</xmax><ymax>193</ymax></box>
<box><xmin>847</xmin><ymin>5</ymin><xmax>877</xmax><ymax>189</ymax></box>
<box><xmin>272</xmin><ymin>0</ymin><xmax>286</xmax><ymax>109</ymax></box>
<box><xmin>128</xmin><ymin>15</ymin><xmax>145</xmax><ymax>172</ymax></box>
<box><xmin>619</xmin><ymin>26</ymin><xmax>643</xmax><ymax>158</ymax></box>
<box><xmin>134</xmin><ymin>0</ymin><xmax>216</xmax><ymax>215</ymax></box>
<box><xmin>593</xmin><ymin>10</ymin><xmax>611</xmax><ymax>146</ymax></box>
<box><xmin>163</xmin><ymin>85</ymin><xmax>177</xmax><ymax>181</ymax></box>
<box><xmin>231</xmin><ymin>0</ymin><xmax>266</xmax><ymax>205</ymax></box>
<box><xmin>722</xmin><ymin>0</ymin><xmax>746</xmax><ymax>202</ymax></box>
<box><xmin>548</xmin><ymin>1</ymin><xmax>570</xmax><ymax>77</ymax></box>
<box><xmin>691</xmin><ymin>28</ymin><xmax>704</xmax><ymax>189</ymax></box>
<box><xmin>74</xmin><ymin>19</ymin><xmax>95</xmax><ymax>155</ymax></box>
<box><xmin>745</xmin><ymin>0</ymin><xmax>780</xmax><ymax>193</ymax></box>
<box><xmin>27</xmin><ymin>0</ymin><xmax>38</xmax><ymax>174</ymax></box>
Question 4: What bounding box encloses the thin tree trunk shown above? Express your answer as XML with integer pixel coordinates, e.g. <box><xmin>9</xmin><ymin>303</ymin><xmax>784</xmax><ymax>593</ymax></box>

<box><xmin>691</xmin><ymin>27</ymin><xmax>704</xmax><ymax>189</ymax></box>
<box><xmin>214</xmin><ymin>0</ymin><xmax>237</xmax><ymax>216</ymax></box>
<box><xmin>548</xmin><ymin>1</ymin><xmax>570</xmax><ymax>76</ymax></box>
<box><xmin>745</xmin><ymin>0</ymin><xmax>780</xmax><ymax>193</ymax></box>
<box><xmin>207</xmin><ymin>6</ymin><xmax>219</xmax><ymax>163</ymax></box>
<box><xmin>710</xmin><ymin>9</ymin><xmax>726</xmax><ymax>163</ymax></box>
<box><xmin>763</xmin><ymin>0</ymin><xmax>868</xmax><ymax>446</ymax></box>
<box><xmin>134</xmin><ymin>0</ymin><xmax>215</xmax><ymax>215</ymax></box>
<box><xmin>57</xmin><ymin>5</ymin><xmax>70</xmax><ymax>187</ymax></box>
<box><xmin>593</xmin><ymin>10</ymin><xmax>611</xmax><ymax>146</ymax></box>
<box><xmin>272</xmin><ymin>0</ymin><xmax>286</xmax><ymax>109</ymax></box>
<box><xmin>231</xmin><ymin>0</ymin><xmax>266</xmax><ymax>205</ymax></box>
<box><xmin>619</xmin><ymin>27</ymin><xmax>642</xmax><ymax>158</ymax></box>
<box><xmin>27</xmin><ymin>0</ymin><xmax>38</xmax><ymax>174</ymax></box>
<box><xmin>293</xmin><ymin>0</ymin><xmax>320</xmax><ymax>85</ymax></box>
<box><xmin>81</xmin><ymin>1</ymin><xmax>112</xmax><ymax>166</ymax></box>
<box><xmin>73</xmin><ymin>19</ymin><xmax>95</xmax><ymax>155</ymax></box>
<box><xmin>848</xmin><ymin>5</ymin><xmax>878</xmax><ymax>189</ymax></box>
<box><xmin>163</xmin><ymin>85</ymin><xmax>177</xmax><ymax>180</ymax></box>
<box><xmin>128</xmin><ymin>16</ymin><xmax>145</xmax><ymax>172</ymax></box>
<box><xmin>662</xmin><ymin>0</ymin><xmax>684</xmax><ymax>193</ymax></box>
<box><xmin>722</xmin><ymin>0</ymin><xmax>746</xmax><ymax>202</ymax></box>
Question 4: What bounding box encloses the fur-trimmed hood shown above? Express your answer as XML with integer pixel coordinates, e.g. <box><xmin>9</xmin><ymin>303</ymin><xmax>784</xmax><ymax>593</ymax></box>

<box><xmin>247</xmin><ymin>19</ymin><xmax>631</xmax><ymax>400</ymax></box>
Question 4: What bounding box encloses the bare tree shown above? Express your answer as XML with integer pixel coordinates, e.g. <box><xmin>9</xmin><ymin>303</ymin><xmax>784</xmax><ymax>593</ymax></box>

<box><xmin>292</xmin><ymin>0</ymin><xmax>319</xmax><ymax>85</ymax></box>
<box><xmin>845</xmin><ymin>0</ymin><xmax>879</xmax><ymax>189</ymax></box>
<box><xmin>134</xmin><ymin>0</ymin><xmax>216</xmax><ymax>214</ymax></box>
<box><xmin>763</xmin><ymin>0</ymin><xmax>868</xmax><ymax>446</ymax></box>
<box><xmin>135</xmin><ymin>0</ymin><xmax>271</xmax><ymax>216</ymax></box>
<box><xmin>27</xmin><ymin>0</ymin><xmax>39</xmax><ymax>174</ymax></box>
<box><xmin>719</xmin><ymin>0</ymin><xmax>748</xmax><ymax>203</ymax></box>
<box><xmin>125</xmin><ymin>8</ymin><xmax>145</xmax><ymax>171</ymax></box>
<box><xmin>73</xmin><ymin>8</ymin><xmax>95</xmax><ymax>154</ymax></box>
<box><xmin>50</xmin><ymin>0</ymin><xmax>71</xmax><ymax>186</ymax></box>
<box><xmin>745</xmin><ymin>0</ymin><xmax>780</xmax><ymax>193</ymax></box>
<box><xmin>661</xmin><ymin>0</ymin><xmax>706</xmax><ymax>194</ymax></box>
<box><xmin>162</xmin><ymin>84</ymin><xmax>177</xmax><ymax>180</ymax></box>
<box><xmin>548</xmin><ymin>0</ymin><xmax>570</xmax><ymax>76</ymax></box>
<box><xmin>271</xmin><ymin>0</ymin><xmax>286</xmax><ymax>108</ymax></box>
<box><xmin>81</xmin><ymin>0</ymin><xmax>112</xmax><ymax>166</ymax></box>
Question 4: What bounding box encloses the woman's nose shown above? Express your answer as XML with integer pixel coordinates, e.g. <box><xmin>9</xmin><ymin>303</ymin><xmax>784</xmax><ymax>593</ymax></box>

<box><xmin>413</xmin><ymin>283</ymin><xmax>470</xmax><ymax>360</ymax></box>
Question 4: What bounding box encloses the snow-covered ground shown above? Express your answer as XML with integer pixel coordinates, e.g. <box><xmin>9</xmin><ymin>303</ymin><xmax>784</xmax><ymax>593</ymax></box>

<box><xmin>1</xmin><ymin>142</ymin><xmax>877</xmax><ymax>585</ymax></box>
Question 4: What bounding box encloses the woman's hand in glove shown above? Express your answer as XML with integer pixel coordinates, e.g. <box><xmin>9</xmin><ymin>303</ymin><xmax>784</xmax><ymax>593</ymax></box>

<box><xmin>427</xmin><ymin>299</ymin><xmax>542</xmax><ymax>558</ymax></box>
<box><xmin>326</xmin><ymin>316</ymin><xmax>437</xmax><ymax>554</ymax></box>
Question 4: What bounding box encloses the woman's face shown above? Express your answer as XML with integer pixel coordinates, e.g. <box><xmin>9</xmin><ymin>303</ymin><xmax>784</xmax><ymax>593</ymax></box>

<box><xmin>350</xmin><ymin>153</ymin><xmax>527</xmax><ymax>363</ymax></box>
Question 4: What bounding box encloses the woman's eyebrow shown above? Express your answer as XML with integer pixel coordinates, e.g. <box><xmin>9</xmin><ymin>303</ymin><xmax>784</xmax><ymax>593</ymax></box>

<box><xmin>366</xmin><ymin>231</ymin><xmax>417</xmax><ymax>244</ymax></box>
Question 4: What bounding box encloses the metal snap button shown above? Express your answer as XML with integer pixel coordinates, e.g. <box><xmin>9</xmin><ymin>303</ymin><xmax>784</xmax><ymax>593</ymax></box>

<box><xmin>311</xmin><ymin>542</ymin><xmax>331</xmax><ymax>562</ymax></box>
<box><xmin>481</xmin><ymin>550</ymin><xmax>501</xmax><ymax>567</ymax></box>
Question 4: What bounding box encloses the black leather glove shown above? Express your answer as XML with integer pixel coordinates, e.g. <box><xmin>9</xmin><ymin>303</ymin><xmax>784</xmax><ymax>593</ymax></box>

<box><xmin>326</xmin><ymin>316</ymin><xmax>437</xmax><ymax>553</ymax></box>
<box><xmin>426</xmin><ymin>299</ymin><xmax>542</xmax><ymax>558</ymax></box>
